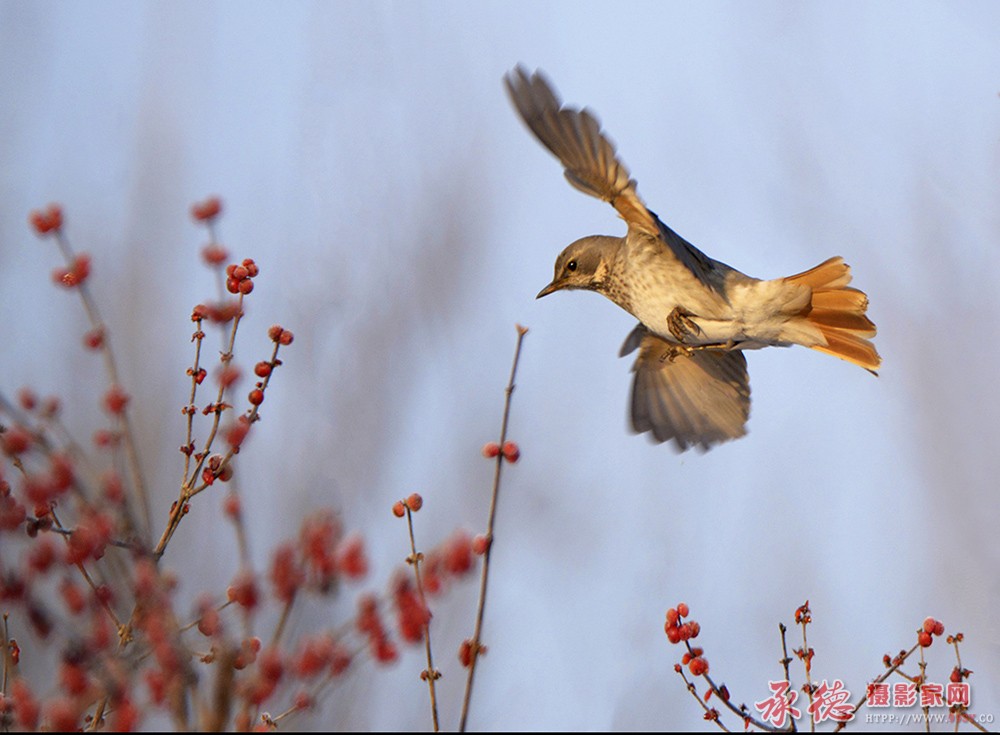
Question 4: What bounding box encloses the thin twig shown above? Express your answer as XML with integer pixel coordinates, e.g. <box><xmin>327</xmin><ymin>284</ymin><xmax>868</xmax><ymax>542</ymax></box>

<box><xmin>918</xmin><ymin>643</ymin><xmax>930</xmax><ymax>733</ymax></box>
<box><xmin>800</xmin><ymin>614</ymin><xmax>813</xmax><ymax>732</ymax></box>
<box><xmin>2</xmin><ymin>613</ymin><xmax>10</xmax><ymax>695</ymax></box>
<box><xmin>153</xmin><ymin>296</ymin><xmax>262</xmax><ymax>560</ymax></box>
<box><xmin>47</xmin><ymin>508</ymin><xmax>123</xmax><ymax>631</ymax></box>
<box><xmin>272</xmin><ymin>595</ymin><xmax>296</xmax><ymax>647</ymax></box>
<box><xmin>459</xmin><ymin>324</ymin><xmax>528</xmax><ymax>732</ymax></box>
<box><xmin>674</xmin><ymin>665</ymin><xmax>730</xmax><ymax>732</ymax></box>
<box><xmin>54</xmin><ymin>230</ymin><xmax>152</xmax><ymax>543</ymax></box>
<box><xmin>681</xmin><ymin>636</ymin><xmax>787</xmax><ymax>733</ymax></box>
<box><xmin>180</xmin><ymin>315</ymin><xmax>206</xmax><ymax>486</ymax></box>
<box><xmin>832</xmin><ymin>643</ymin><xmax>919</xmax><ymax>733</ymax></box>
<box><xmin>405</xmin><ymin>506</ymin><xmax>440</xmax><ymax>731</ymax></box>
<box><xmin>778</xmin><ymin>623</ymin><xmax>793</xmax><ymax>698</ymax></box>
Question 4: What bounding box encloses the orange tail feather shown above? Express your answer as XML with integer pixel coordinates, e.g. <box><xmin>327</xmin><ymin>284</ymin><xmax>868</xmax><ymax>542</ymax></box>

<box><xmin>785</xmin><ymin>257</ymin><xmax>881</xmax><ymax>374</ymax></box>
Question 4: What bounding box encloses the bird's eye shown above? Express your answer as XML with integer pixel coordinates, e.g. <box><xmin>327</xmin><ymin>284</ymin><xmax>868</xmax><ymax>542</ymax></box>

<box><xmin>566</xmin><ymin>260</ymin><xmax>577</xmax><ymax>272</ymax></box>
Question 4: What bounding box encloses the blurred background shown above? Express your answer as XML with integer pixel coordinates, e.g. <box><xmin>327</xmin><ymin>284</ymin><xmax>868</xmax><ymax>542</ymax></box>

<box><xmin>1</xmin><ymin>1</ymin><xmax>998</xmax><ymax>730</ymax></box>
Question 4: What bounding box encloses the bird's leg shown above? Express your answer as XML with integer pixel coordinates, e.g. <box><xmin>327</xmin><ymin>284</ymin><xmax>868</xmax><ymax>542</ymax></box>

<box><xmin>691</xmin><ymin>340</ymin><xmax>739</xmax><ymax>352</ymax></box>
<box><xmin>657</xmin><ymin>340</ymin><xmax>738</xmax><ymax>364</ymax></box>
<box><xmin>667</xmin><ymin>307</ymin><xmax>702</xmax><ymax>344</ymax></box>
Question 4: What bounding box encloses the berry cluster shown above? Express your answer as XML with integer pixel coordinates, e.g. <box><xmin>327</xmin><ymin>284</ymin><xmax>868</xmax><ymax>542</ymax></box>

<box><xmin>481</xmin><ymin>440</ymin><xmax>520</xmax><ymax>462</ymax></box>
<box><xmin>392</xmin><ymin>492</ymin><xmax>424</xmax><ymax>517</ymax></box>
<box><xmin>665</xmin><ymin>602</ymin><xmax>708</xmax><ymax>676</ymax></box>
<box><xmin>918</xmin><ymin>616</ymin><xmax>946</xmax><ymax>647</ymax></box>
<box><xmin>51</xmin><ymin>253</ymin><xmax>91</xmax><ymax>288</ymax></box>
<box><xmin>29</xmin><ymin>203</ymin><xmax>63</xmax><ymax>235</ymax></box>
<box><xmin>225</xmin><ymin>258</ymin><xmax>259</xmax><ymax>295</ymax></box>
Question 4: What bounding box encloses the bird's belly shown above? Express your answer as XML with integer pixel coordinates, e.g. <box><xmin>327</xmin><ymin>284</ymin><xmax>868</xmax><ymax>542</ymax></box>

<box><xmin>683</xmin><ymin>319</ymin><xmax>772</xmax><ymax>350</ymax></box>
<box><xmin>623</xmin><ymin>288</ymin><xmax>741</xmax><ymax>346</ymax></box>
<box><xmin>647</xmin><ymin>317</ymin><xmax>758</xmax><ymax>348</ymax></box>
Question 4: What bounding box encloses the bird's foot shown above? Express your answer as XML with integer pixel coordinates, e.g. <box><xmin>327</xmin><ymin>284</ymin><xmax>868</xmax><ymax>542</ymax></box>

<box><xmin>667</xmin><ymin>307</ymin><xmax>702</xmax><ymax>343</ymax></box>
<box><xmin>658</xmin><ymin>344</ymin><xmax>695</xmax><ymax>363</ymax></box>
<box><xmin>657</xmin><ymin>340</ymin><xmax>738</xmax><ymax>364</ymax></box>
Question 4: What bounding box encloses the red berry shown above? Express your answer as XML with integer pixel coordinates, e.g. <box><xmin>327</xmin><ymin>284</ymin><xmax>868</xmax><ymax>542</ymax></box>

<box><xmin>665</xmin><ymin>624</ymin><xmax>682</xmax><ymax>644</ymax></box>
<box><xmin>103</xmin><ymin>385</ymin><xmax>130</xmax><ymax>415</ymax></box>
<box><xmin>227</xmin><ymin>572</ymin><xmax>259</xmax><ymax>610</ymax></box>
<box><xmin>17</xmin><ymin>387</ymin><xmax>37</xmax><ymax>411</ymax></box>
<box><xmin>248</xmin><ymin>388</ymin><xmax>264</xmax><ymax>406</ymax></box>
<box><xmin>254</xmin><ymin>361</ymin><xmax>272</xmax><ymax>377</ymax></box>
<box><xmin>201</xmin><ymin>243</ymin><xmax>229</xmax><ymax>265</ymax></box>
<box><xmin>406</xmin><ymin>493</ymin><xmax>423</xmax><ymax>512</ymax></box>
<box><xmin>689</xmin><ymin>657</ymin><xmax>709</xmax><ymax>676</ymax></box>
<box><xmin>225</xmin><ymin>418</ymin><xmax>250</xmax><ymax>449</ymax></box>
<box><xmin>481</xmin><ymin>442</ymin><xmax>501</xmax><ymax>458</ymax></box>
<box><xmin>83</xmin><ymin>327</ymin><xmax>105</xmax><ymax>350</ymax></box>
<box><xmin>392</xmin><ymin>500</ymin><xmax>406</xmax><ymax>518</ymax></box>
<box><xmin>501</xmin><ymin>441</ymin><xmax>520</xmax><ymax>463</ymax></box>
<box><xmin>29</xmin><ymin>204</ymin><xmax>63</xmax><ymax>235</ymax></box>
<box><xmin>472</xmin><ymin>534</ymin><xmax>491</xmax><ymax>555</ymax></box>
<box><xmin>1</xmin><ymin>426</ymin><xmax>32</xmax><ymax>455</ymax></box>
<box><xmin>223</xmin><ymin>492</ymin><xmax>241</xmax><ymax>520</ymax></box>
<box><xmin>40</xmin><ymin>396</ymin><xmax>60</xmax><ymax>418</ymax></box>
<box><xmin>918</xmin><ymin>631</ymin><xmax>933</xmax><ymax>647</ymax></box>
<box><xmin>677</xmin><ymin>602</ymin><xmax>690</xmax><ymax>617</ymax></box>
<box><xmin>191</xmin><ymin>197</ymin><xmax>222</xmax><ymax>222</ymax></box>
<box><xmin>336</xmin><ymin>534</ymin><xmax>367</xmax><ymax>578</ymax></box>
<box><xmin>216</xmin><ymin>365</ymin><xmax>241</xmax><ymax>388</ymax></box>
<box><xmin>374</xmin><ymin>638</ymin><xmax>398</xmax><ymax>664</ymax></box>
<box><xmin>458</xmin><ymin>639</ymin><xmax>473</xmax><ymax>667</ymax></box>
<box><xmin>294</xmin><ymin>691</ymin><xmax>312</xmax><ymax>710</ymax></box>
<box><xmin>73</xmin><ymin>253</ymin><xmax>91</xmax><ymax>280</ymax></box>
<box><xmin>922</xmin><ymin>617</ymin><xmax>936</xmax><ymax>634</ymax></box>
<box><xmin>933</xmin><ymin>621</ymin><xmax>944</xmax><ymax>637</ymax></box>
<box><xmin>52</xmin><ymin>267</ymin><xmax>77</xmax><ymax>288</ymax></box>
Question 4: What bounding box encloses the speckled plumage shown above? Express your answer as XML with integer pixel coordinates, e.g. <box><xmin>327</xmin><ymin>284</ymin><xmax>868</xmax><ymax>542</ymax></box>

<box><xmin>507</xmin><ymin>66</ymin><xmax>879</xmax><ymax>451</ymax></box>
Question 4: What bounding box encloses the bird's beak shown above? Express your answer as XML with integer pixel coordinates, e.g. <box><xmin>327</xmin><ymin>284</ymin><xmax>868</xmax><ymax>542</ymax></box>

<box><xmin>536</xmin><ymin>280</ymin><xmax>562</xmax><ymax>299</ymax></box>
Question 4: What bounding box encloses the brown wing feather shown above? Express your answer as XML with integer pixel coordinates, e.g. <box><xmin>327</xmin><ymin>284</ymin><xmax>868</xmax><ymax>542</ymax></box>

<box><xmin>621</xmin><ymin>326</ymin><xmax>751</xmax><ymax>451</ymax></box>
<box><xmin>505</xmin><ymin>66</ymin><xmax>722</xmax><ymax>289</ymax></box>
<box><xmin>504</xmin><ymin>66</ymin><xmax>656</xmax><ymax>233</ymax></box>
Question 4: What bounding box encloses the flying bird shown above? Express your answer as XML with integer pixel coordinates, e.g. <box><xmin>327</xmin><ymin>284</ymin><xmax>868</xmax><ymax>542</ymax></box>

<box><xmin>505</xmin><ymin>66</ymin><xmax>879</xmax><ymax>451</ymax></box>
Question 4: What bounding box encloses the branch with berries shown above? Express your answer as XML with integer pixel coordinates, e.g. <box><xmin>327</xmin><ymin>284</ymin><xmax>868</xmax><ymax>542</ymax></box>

<box><xmin>665</xmin><ymin>601</ymin><xmax>987</xmax><ymax>732</ymax></box>
<box><xmin>0</xmin><ymin>198</ymin><xmax>510</xmax><ymax>731</ymax></box>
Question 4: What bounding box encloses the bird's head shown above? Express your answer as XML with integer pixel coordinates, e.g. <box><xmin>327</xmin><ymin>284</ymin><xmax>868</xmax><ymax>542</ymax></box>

<box><xmin>536</xmin><ymin>236</ymin><xmax>621</xmax><ymax>298</ymax></box>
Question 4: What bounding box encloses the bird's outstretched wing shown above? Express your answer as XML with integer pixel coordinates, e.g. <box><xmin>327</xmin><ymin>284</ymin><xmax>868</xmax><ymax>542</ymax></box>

<box><xmin>504</xmin><ymin>65</ymin><xmax>720</xmax><ymax>289</ymax></box>
<box><xmin>620</xmin><ymin>325</ymin><xmax>750</xmax><ymax>451</ymax></box>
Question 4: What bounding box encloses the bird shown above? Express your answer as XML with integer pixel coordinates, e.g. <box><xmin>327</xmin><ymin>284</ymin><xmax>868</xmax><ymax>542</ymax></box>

<box><xmin>504</xmin><ymin>66</ymin><xmax>880</xmax><ymax>451</ymax></box>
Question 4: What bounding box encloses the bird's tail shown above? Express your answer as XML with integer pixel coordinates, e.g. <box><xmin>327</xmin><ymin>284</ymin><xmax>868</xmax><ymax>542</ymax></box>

<box><xmin>784</xmin><ymin>256</ymin><xmax>880</xmax><ymax>374</ymax></box>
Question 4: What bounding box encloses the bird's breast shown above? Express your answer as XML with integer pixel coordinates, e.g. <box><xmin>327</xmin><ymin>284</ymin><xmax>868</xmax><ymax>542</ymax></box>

<box><xmin>607</xmin><ymin>260</ymin><xmax>735</xmax><ymax>343</ymax></box>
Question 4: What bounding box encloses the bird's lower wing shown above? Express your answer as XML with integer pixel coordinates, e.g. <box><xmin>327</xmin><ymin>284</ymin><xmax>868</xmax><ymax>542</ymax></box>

<box><xmin>621</xmin><ymin>326</ymin><xmax>750</xmax><ymax>452</ymax></box>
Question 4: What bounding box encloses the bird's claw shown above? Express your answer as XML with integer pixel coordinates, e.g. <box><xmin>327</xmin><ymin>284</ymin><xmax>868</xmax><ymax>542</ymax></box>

<box><xmin>657</xmin><ymin>340</ymin><xmax>738</xmax><ymax>364</ymax></box>
<box><xmin>667</xmin><ymin>307</ymin><xmax>701</xmax><ymax>343</ymax></box>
